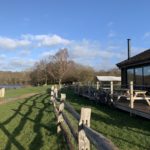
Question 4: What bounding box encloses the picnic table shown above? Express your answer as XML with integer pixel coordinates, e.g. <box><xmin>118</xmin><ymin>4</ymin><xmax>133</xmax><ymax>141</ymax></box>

<box><xmin>114</xmin><ymin>89</ymin><xmax>150</xmax><ymax>106</ymax></box>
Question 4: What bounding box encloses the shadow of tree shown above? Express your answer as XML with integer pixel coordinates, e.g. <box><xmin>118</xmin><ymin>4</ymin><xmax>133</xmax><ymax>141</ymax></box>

<box><xmin>29</xmin><ymin>95</ymin><xmax>50</xmax><ymax>150</ymax></box>
<box><xmin>0</xmin><ymin>93</ymin><xmax>65</xmax><ymax>150</ymax></box>
<box><xmin>2</xmin><ymin>94</ymin><xmax>43</xmax><ymax>150</ymax></box>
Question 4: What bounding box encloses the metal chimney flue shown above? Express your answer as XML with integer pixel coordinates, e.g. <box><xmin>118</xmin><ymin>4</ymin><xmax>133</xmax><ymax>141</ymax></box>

<box><xmin>127</xmin><ymin>39</ymin><xmax>131</xmax><ymax>59</ymax></box>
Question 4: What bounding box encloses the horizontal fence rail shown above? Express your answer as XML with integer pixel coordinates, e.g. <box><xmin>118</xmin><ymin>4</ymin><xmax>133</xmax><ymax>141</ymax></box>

<box><xmin>50</xmin><ymin>86</ymin><xmax>119</xmax><ymax>150</ymax></box>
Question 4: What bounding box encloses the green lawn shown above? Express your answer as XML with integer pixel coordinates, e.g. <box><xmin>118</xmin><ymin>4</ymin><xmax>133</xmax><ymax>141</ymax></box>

<box><xmin>62</xmin><ymin>88</ymin><xmax>150</xmax><ymax>150</ymax></box>
<box><xmin>5</xmin><ymin>86</ymin><xmax>51</xmax><ymax>99</ymax></box>
<box><xmin>0</xmin><ymin>91</ymin><xmax>66</xmax><ymax>150</ymax></box>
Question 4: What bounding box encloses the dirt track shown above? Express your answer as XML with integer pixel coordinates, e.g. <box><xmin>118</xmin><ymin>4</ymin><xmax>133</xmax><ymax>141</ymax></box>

<box><xmin>0</xmin><ymin>93</ymin><xmax>38</xmax><ymax>105</ymax></box>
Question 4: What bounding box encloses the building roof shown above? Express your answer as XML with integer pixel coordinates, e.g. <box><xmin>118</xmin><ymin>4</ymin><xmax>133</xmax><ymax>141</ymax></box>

<box><xmin>117</xmin><ymin>49</ymin><xmax>150</xmax><ymax>68</ymax></box>
<box><xmin>96</xmin><ymin>76</ymin><xmax>121</xmax><ymax>82</ymax></box>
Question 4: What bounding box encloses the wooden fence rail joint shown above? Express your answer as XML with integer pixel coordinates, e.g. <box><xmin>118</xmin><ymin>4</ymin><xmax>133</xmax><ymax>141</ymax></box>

<box><xmin>78</xmin><ymin>107</ymin><xmax>91</xmax><ymax>150</ymax></box>
<box><xmin>51</xmin><ymin>87</ymin><xmax>119</xmax><ymax>150</ymax></box>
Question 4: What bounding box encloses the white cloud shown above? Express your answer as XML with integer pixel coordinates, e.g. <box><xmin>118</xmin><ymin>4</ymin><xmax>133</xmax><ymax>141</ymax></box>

<box><xmin>0</xmin><ymin>37</ymin><xmax>31</xmax><ymax>49</ymax></box>
<box><xmin>41</xmin><ymin>50</ymin><xmax>57</xmax><ymax>58</ymax></box>
<box><xmin>67</xmin><ymin>40</ymin><xmax>123</xmax><ymax>70</ymax></box>
<box><xmin>0</xmin><ymin>34</ymin><xmax>125</xmax><ymax>71</ymax></box>
<box><xmin>0</xmin><ymin>56</ymin><xmax>36</xmax><ymax>71</ymax></box>
<box><xmin>8</xmin><ymin>58</ymin><xmax>36</xmax><ymax>71</ymax></box>
<box><xmin>0</xmin><ymin>34</ymin><xmax>70</xmax><ymax>50</ymax></box>
<box><xmin>19</xmin><ymin>50</ymin><xmax>31</xmax><ymax>56</ymax></box>
<box><xmin>69</xmin><ymin>40</ymin><xmax>121</xmax><ymax>59</ymax></box>
<box><xmin>22</xmin><ymin>34</ymin><xmax>71</xmax><ymax>46</ymax></box>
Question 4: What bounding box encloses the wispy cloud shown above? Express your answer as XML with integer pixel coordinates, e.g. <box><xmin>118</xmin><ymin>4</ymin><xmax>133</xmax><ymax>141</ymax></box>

<box><xmin>68</xmin><ymin>39</ymin><xmax>123</xmax><ymax>70</ymax></box>
<box><xmin>0</xmin><ymin>37</ymin><xmax>30</xmax><ymax>49</ymax></box>
<box><xmin>19</xmin><ymin>50</ymin><xmax>31</xmax><ymax>56</ymax></box>
<box><xmin>0</xmin><ymin>34</ymin><xmax>125</xmax><ymax>71</ymax></box>
<box><xmin>108</xmin><ymin>30</ymin><xmax>116</xmax><ymax>38</ymax></box>
<box><xmin>144</xmin><ymin>32</ymin><xmax>150</xmax><ymax>38</ymax></box>
<box><xmin>22</xmin><ymin>34</ymin><xmax>71</xmax><ymax>46</ymax></box>
<box><xmin>0</xmin><ymin>54</ymin><xmax>6</xmax><ymax>60</ymax></box>
<box><xmin>8</xmin><ymin>58</ymin><xmax>36</xmax><ymax>71</ymax></box>
<box><xmin>41</xmin><ymin>50</ymin><xmax>57</xmax><ymax>58</ymax></box>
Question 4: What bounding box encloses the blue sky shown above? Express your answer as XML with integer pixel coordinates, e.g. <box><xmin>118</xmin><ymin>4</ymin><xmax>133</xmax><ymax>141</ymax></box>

<box><xmin>0</xmin><ymin>0</ymin><xmax>150</xmax><ymax>71</ymax></box>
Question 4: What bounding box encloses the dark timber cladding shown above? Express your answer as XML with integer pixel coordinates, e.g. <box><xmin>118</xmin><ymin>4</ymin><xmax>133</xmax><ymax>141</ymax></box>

<box><xmin>116</xmin><ymin>49</ymin><xmax>150</xmax><ymax>90</ymax></box>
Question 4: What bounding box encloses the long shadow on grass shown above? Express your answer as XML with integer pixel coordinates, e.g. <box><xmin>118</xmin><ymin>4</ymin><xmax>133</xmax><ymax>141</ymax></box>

<box><xmin>29</xmin><ymin>94</ymin><xmax>51</xmax><ymax>150</ymax></box>
<box><xmin>0</xmin><ymin>94</ymin><xmax>43</xmax><ymax>150</ymax></box>
<box><xmin>12</xmin><ymin>94</ymin><xmax>64</xmax><ymax>150</ymax></box>
<box><xmin>5</xmin><ymin>94</ymin><xmax>48</xmax><ymax>150</ymax></box>
<box><xmin>5</xmin><ymin>94</ymin><xmax>44</xmax><ymax>150</ymax></box>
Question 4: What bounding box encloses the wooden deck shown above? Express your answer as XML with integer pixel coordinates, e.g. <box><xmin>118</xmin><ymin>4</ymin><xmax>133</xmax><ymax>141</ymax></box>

<box><xmin>75</xmin><ymin>89</ymin><xmax>150</xmax><ymax>119</ymax></box>
<box><xmin>114</xmin><ymin>100</ymin><xmax>150</xmax><ymax>119</ymax></box>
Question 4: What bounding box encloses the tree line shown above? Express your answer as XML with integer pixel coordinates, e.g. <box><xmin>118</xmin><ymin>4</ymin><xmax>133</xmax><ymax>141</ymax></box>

<box><xmin>0</xmin><ymin>48</ymin><xmax>120</xmax><ymax>86</ymax></box>
<box><xmin>0</xmin><ymin>71</ymin><xmax>30</xmax><ymax>85</ymax></box>
<box><xmin>29</xmin><ymin>48</ymin><xmax>120</xmax><ymax>86</ymax></box>
<box><xmin>30</xmin><ymin>48</ymin><xmax>95</xmax><ymax>86</ymax></box>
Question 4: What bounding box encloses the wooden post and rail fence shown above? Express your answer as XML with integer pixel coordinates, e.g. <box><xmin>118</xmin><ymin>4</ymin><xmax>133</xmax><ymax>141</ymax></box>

<box><xmin>74</xmin><ymin>81</ymin><xmax>150</xmax><ymax>119</ymax></box>
<box><xmin>50</xmin><ymin>86</ymin><xmax>118</xmax><ymax>150</ymax></box>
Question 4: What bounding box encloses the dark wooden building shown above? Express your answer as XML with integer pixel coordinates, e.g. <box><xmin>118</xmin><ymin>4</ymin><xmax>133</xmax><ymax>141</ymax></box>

<box><xmin>116</xmin><ymin>49</ymin><xmax>150</xmax><ymax>90</ymax></box>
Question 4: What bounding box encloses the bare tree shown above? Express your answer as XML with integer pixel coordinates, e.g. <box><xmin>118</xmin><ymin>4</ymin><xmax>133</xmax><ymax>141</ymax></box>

<box><xmin>38</xmin><ymin>59</ymin><xmax>48</xmax><ymax>85</ymax></box>
<box><xmin>47</xmin><ymin>48</ymin><xmax>70</xmax><ymax>87</ymax></box>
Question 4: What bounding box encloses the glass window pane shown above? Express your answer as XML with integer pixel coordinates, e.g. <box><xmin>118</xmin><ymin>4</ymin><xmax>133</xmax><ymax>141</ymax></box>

<box><xmin>135</xmin><ymin>67</ymin><xmax>143</xmax><ymax>85</ymax></box>
<box><xmin>144</xmin><ymin>66</ymin><xmax>150</xmax><ymax>86</ymax></box>
<box><xmin>127</xmin><ymin>69</ymin><xmax>134</xmax><ymax>84</ymax></box>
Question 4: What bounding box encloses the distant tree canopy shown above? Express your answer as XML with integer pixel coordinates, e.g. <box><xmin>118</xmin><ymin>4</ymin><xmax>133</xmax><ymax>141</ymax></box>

<box><xmin>29</xmin><ymin>48</ymin><xmax>95</xmax><ymax>85</ymax></box>
<box><xmin>0</xmin><ymin>71</ymin><xmax>30</xmax><ymax>85</ymax></box>
<box><xmin>95</xmin><ymin>68</ymin><xmax>121</xmax><ymax>76</ymax></box>
<box><xmin>0</xmin><ymin>48</ymin><xmax>121</xmax><ymax>86</ymax></box>
<box><xmin>29</xmin><ymin>48</ymin><xmax>120</xmax><ymax>86</ymax></box>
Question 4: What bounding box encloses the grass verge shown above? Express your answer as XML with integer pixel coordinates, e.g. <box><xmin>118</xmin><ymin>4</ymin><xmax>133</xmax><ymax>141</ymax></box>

<box><xmin>62</xmin><ymin>88</ymin><xmax>150</xmax><ymax>150</ymax></box>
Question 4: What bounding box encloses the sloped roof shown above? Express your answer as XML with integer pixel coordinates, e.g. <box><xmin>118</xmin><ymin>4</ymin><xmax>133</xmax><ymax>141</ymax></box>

<box><xmin>117</xmin><ymin>49</ymin><xmax>150</xmax><ymax>68</ymax></box>
<box><xmin>96</xmin><ymin>76</ymin><xmax>121</xmax><ymax>82</ymax></box>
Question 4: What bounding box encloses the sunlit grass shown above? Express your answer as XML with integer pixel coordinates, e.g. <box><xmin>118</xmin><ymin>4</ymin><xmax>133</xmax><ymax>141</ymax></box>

<box><xmin>62</xmin><ymin>88</ymin><xmax>150</xmax><ymax>150</ymax></box>
<box><xmin>5</xmin><ymin>85</ymin><xmax>51</xmax><ymax>98</ymax></box>
<box><xmin>0</xmin><ymin>92</ymin><xmax>66</xmax><ymax>150</ymax></box>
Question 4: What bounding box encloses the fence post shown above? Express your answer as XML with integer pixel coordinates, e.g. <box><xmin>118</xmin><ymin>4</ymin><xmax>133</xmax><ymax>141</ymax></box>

<box><xmin>57</xmin><ymin>94</ymin><xmax>66</xmax><ymax>133</ymax></box>
<box><xmin>61</xmin><ymin>93</ymin><xmax>66</xmax><ymax>101</ymax></box>
<box><xmin>50</xmin><ymin>88</ymin><xmax>54</xmax><ymax>103</ymax></box>
<box><xmin>78</xmin><ymin>107</ymin><xmax>91</xmax><ymax>150</ymax></box>
<box><xmin>110</xmin><ymin>81</ymin><xmax>113</xmax><ymax>95</ymax></box>
<box><xmin>130</xmin><ymin>81</ymin><xmax>134</xmax><ymax>115</ymax></box>
<box><xmin>96</xmin><ymin>81</ymin><xmax>100</xmax><ymax>90</ymax></box>
<box><xmin>54</xmin><ymin>86</ymin><xmax>58</xmax><ymax>98</ymax></box>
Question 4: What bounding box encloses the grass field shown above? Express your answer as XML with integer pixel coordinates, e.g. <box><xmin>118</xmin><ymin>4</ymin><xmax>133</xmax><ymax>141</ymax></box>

<box><xmin>0</xmin><ymin>89</ymin><xmax>67</xmax><ymax>150</ymax></box>
<box><xmin>0</xmin><ymin>86</ymin><xmax>150</xmax><ymax>150</ymax></box>
<box><xmin>5</xmin><ymin>86</ymin><xmax>51</xmax><ymax>99</ymax></box>
<box><xmin>62</xmin><ymin>88</ymin><xmax>150</xmax><ymax>150</ymax></box>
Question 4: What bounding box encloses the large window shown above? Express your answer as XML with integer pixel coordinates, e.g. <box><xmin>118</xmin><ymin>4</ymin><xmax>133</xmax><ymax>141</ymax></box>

<box><xmin>127</xmin><ymin>65</ymin><xmax>150</xmax><ymax>88</ymax></box>
<box><xmin>135</xmin><ymin>67</ymin><xmax>143</xmax><ymax>86</ymax></box>
<box><xmin>144</xmin><ymin>66</ymin><xmax>150</xmax><ymax>86</ymax></box>
<box><xmin>127</xmin><ymin>68</ymin><xmax>134</xmax><ymax>84</ymax></box>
